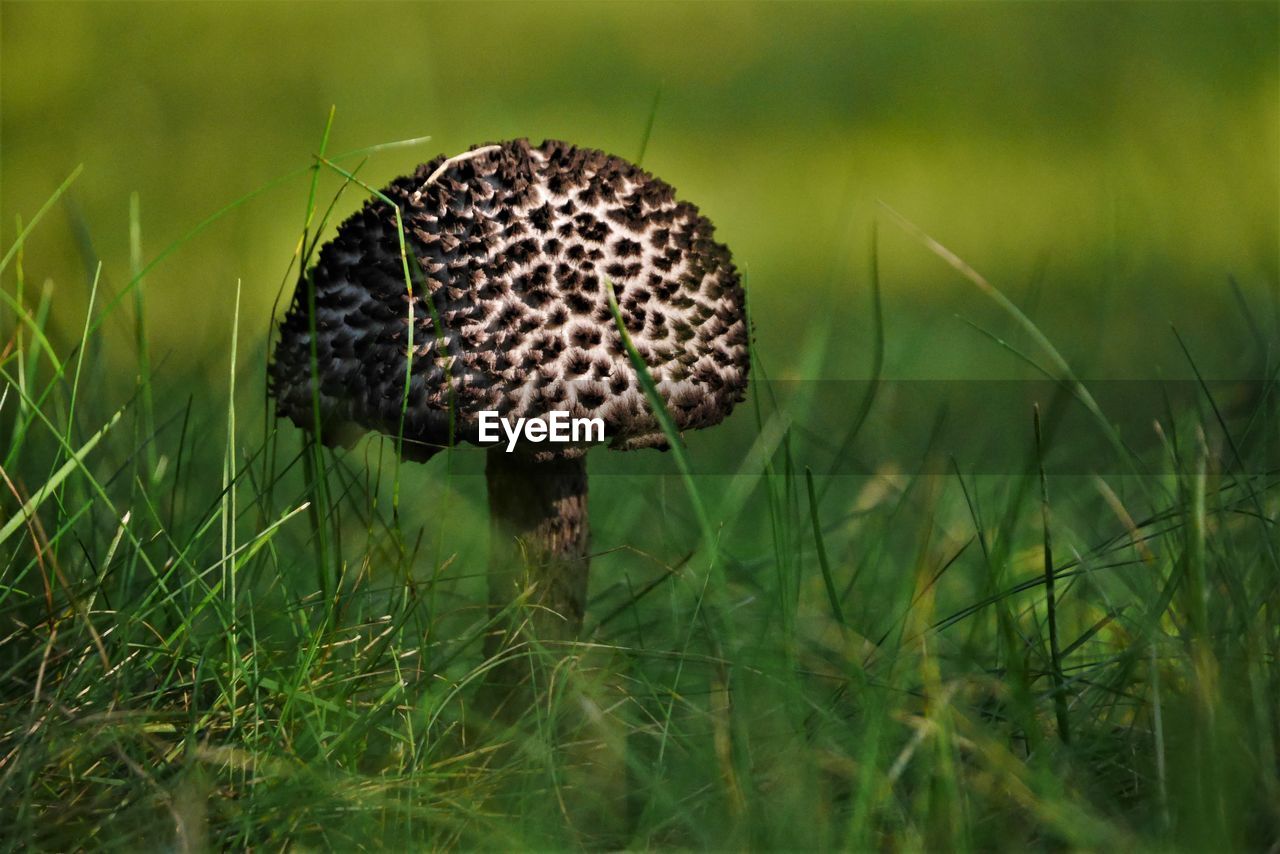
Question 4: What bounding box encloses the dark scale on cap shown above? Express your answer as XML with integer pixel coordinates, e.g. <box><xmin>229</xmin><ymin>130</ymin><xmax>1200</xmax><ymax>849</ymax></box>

<box><xmin>270</xmin><ymin>138</ymin><xmax>749</xmax><ymax>459</ymax></box>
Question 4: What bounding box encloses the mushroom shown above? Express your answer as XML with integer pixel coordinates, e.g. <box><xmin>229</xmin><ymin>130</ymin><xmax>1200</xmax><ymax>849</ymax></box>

<box><xmin>269</xmin><ymin>139</ymin><xmax>748</xmax><ymax>662</ymax></box>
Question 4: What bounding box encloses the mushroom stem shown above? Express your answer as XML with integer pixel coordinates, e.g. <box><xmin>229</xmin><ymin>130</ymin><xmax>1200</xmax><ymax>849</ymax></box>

<box><xmin>484</xmin><ymin>449</ymin><xmax>590</xmax><ymax>666</ymax></box>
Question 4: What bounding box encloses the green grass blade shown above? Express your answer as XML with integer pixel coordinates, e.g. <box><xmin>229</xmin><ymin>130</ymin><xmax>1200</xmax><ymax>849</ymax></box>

<box><xmin>804</xmin><ymin>466</ymin><xmax>845</xmax><ymax>627</ymax></box>
<box><xmin>0</xmin><ymin>166</ymin><xmax>84</xmax><ymax>276</ymax></box>
<box><xmin>0</xmin><ymin>407</ymin><xmax>124</xmax><ymax>547</ymax></box>
<box><xmin>1035</xmin><ymin>404</ymin><xmax>1070</xmax><ymax>745</ymax></box>
<box><xmin>604</xmin><ymin>279</ymin><xmax>714</xmax><ymax>551</ymax></box>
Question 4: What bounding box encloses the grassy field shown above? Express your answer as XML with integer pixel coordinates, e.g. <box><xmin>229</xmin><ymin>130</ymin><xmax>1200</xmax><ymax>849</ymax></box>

<box><xmin>3</xmin><ymin>2</ymin><xmax>1279</xmax><ymax>850</ymax></box>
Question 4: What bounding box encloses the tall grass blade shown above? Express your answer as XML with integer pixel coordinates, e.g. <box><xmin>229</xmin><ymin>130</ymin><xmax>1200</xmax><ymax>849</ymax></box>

<box><xmin>1034</xmin><ymin>404</ymin><xmax>1070</xmax><ymax>744</ymax></box>
<box><xmin>804</xmin><ymin>466</ymin><xmax>845</xmax><ymax>627</ymax></box>
<box><xmin>0</xmin><ymin>166</ymin><xmax>83</xmax><ymax>276</ymax></box>
<box><xmin>0</xmin><ymin>407</ymin><xmax>124</xmax><ymax>547</ymax></box>
<box><xmin>636</xmin><ymin>84</ymin><xmax>663</xmax><ymax>166</ymax></box>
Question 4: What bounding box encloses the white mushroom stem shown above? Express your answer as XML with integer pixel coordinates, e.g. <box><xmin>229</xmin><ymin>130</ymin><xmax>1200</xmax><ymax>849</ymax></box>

<box><xmin>483</xmin><ymin>449</ymin><xmax>590</xmax><ymax>672</ymax></box>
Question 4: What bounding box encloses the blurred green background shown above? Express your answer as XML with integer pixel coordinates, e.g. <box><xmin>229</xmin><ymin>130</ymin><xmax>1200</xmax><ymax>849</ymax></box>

<box><xmin>3</xmin><ymin>0</ymin><xmax>1276</xmax><ymax>385</ymax></box>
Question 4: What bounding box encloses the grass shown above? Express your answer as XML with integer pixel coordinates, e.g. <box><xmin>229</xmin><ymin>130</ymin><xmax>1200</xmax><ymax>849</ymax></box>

<box><xmin>2</xmin><ymin>138</ymin><xmax>1279</xmax><ymax>851</ymax></box>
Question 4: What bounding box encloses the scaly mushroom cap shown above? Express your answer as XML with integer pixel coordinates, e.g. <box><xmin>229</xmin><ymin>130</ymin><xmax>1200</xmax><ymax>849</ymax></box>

<box><xmin>270</xmin><ymin>138</ymin><xmax>748</xmax><ymax>460</ymax></box>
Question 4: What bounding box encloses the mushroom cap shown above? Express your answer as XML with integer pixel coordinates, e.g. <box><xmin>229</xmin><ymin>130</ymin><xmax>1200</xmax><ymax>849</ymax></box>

<box><xmin>269</xmin><ymin>138</ymin><xmax>749</xmax><ymax>460</ymax></box>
